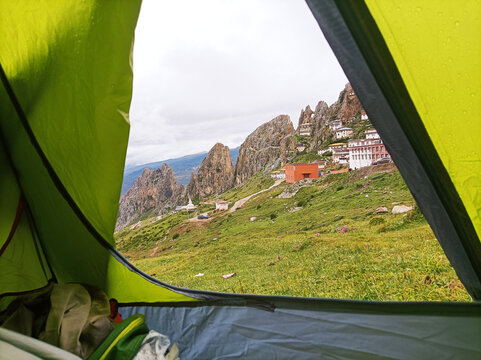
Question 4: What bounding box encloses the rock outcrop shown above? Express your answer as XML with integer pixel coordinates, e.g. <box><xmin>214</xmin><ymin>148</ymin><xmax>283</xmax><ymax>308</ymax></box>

<box><xmin>296</xmin><ymin>105</ymin><xmax>314</xmax><ymax>134</ymax></box>
<box><xmin>116</xmin><ymin>164</ymin><xmax>186</xmax><ymax>230</ymax></box>
<box><xmin>337</xmin><ymin>83</ymin><xmax>363</xmax><ymax>124</ymax></box>
<box><xmin>295</xmin><ymin>83</ymin><xmax>364</xmax><ymax>150</ymax></box>
<box><xmin>308</xmin><ymin>100</ymin><xmax>330</xmax><ymax>150</ymax></box>
<box><xmin>234</xmin><ymin>115</ymin><xmax>294</xmax><ymax>185</ymax></box>
<box><xmin>188</xmin><ymin>143</ymin><xmax>235</xmax><ymax>199</ymax></box>
<box><xmin>279</xmin><ymin>135</ymin><xmax>297</xmax><ymax>163</ymax></box>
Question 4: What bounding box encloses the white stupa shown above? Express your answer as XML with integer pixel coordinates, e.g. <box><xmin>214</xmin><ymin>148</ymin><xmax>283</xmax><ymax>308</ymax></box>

<box><xmin>185</xmin><ymin>195</ymin><xmax>197</xmax><ymax>211</ymax></box>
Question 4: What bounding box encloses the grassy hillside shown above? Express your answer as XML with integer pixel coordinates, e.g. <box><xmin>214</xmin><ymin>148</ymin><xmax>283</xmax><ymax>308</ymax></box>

<box><xmin>115</xmin><ymin>165</ymin><xmax>470</xmax><ymax>302</ymax></box>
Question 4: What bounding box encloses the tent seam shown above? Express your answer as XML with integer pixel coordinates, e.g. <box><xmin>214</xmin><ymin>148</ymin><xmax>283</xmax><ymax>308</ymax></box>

<box><xmin>0</xmin><ymin>196</ymin><xmax>23</xmax><ymax>257</ymax></box>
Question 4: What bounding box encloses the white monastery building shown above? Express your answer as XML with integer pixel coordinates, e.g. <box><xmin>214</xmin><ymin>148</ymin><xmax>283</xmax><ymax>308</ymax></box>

<box><xmin>215</xmin><ymin>201</ymin><xmax>229</xmax><ymax>211</ymax></box>
<box><xmin>329</xmin><ymin>143</ymin><xmax>349</xmax><ymax>163</ymax></box>
<box><xmin>327</xmin><ymin>119</ymin><xmax>343</xmax><ymax>131</ymax></box>
<box><xmin>348</xmin><ymin>129</ymin><xmax>391</xmax><ymax>169</ymax></box>
<box><xmin>299</xmin><ymin>123</ymin><xmax>312</xmax><ymax>137</ymax></box>
<box><xmin>335</xmin><ymin>127</ymin><xmax>353</xmax><ymax>139</ymax></box>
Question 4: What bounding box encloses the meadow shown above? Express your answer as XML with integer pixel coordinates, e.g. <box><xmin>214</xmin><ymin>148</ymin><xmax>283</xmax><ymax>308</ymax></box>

<box><xmin>115</xmin><ymin>164</ymin><xmax>471</xmax><ymax>301</ymax></box>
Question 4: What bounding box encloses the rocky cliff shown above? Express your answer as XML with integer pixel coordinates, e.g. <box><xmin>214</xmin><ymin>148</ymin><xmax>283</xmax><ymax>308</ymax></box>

<box><xmin>296</xmin><ymin>105</ymin><xmax>314</xmax><ymax>134</ymax></box>
<box><xmin>188</xmin><ymin>143</ymin><xmax>235</xmax><ymax>199</ymax></box>
<box><xmin>116</xmin><ymin>164</ymin><xmax>186</xmax><ymax>230</ymax></box>
<box><xmin>295</xmin><ymin>83</ymin><xmax>364</xmax><ymax>150</ymax></box>
<box><xmin>337</xmin><ymin>83</ymin><xmax>363</xmax><ymax>124</ymax></box>
<box><xmin>234</xmin><ymin>115</ymin><xmax>294</xmax><ymax>185</ymax></box>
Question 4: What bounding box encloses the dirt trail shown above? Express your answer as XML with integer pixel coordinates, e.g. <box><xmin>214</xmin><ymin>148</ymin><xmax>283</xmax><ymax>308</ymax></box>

<box><xmin>188</xmin><ymin>179</ymin><xmax>284</xmax><ymax>222</ymax></box>
<box><xmin>228</xmin><ymin>179</ymin><xmax>284</xmax><ymax>213</ymax></box>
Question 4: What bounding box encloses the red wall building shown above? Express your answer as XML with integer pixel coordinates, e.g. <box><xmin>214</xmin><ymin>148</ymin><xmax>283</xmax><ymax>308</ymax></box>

<box><xmin>285</xmin><ymin>163</ymin><xmax>319</xmax><ymax>183</ymax></box>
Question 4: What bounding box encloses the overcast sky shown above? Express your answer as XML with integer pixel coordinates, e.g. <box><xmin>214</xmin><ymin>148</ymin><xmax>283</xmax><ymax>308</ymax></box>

<box><xmin>126</xmin><ymin>0</ymin><xmax>348</xmax><ymax>166</ymax></box>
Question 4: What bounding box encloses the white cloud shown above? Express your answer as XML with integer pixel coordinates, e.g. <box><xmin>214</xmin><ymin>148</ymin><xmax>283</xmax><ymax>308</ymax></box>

<box><xmin>126</xmin><ymin>0</ymin><xmax>348</xmax><ymax>165</ymax></box>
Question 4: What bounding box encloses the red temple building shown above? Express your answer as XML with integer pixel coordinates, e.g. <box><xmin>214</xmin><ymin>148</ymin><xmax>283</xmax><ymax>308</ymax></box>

<box><xmin>285</xmin><ymin>163</ymin><xmax>319</xmax><ymax>183</ymax></box>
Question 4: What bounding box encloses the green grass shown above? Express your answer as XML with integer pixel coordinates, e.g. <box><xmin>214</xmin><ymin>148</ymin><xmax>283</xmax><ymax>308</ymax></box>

<box><xmin>290</xmin><ymin>151</ymin><xmax>323</xmax><ymax>164</ymax></box>
<box><xmin>116</xmin><ymin>166</ymin><xmax>471</xmax><ymax>302</ymax></box>
<box><xmin>219</xmin><ymin>172</ymin><xmax>274</xmax><ymax>202</ymax></box>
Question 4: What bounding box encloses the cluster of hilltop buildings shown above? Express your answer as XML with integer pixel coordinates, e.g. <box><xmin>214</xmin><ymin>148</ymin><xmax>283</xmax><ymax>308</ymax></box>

<box><xmin>316</xmin><ymin>111</ymin><xmax>392</xmax><ymax>170</ymax></box>
<box><xmin>322</xmin><ymin>128</ymin><xmax>391</xmax><ymax>169</ymax></box>
<box><xmin>272</xmin><ymin>111</ymin><xmax>392</xmax><ymax>183</ymax></box>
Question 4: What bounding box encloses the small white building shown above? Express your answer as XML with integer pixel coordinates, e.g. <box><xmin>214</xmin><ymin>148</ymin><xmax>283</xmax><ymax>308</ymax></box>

<box><xmin>215</xmin><ymin>201</ymin><xmax>229</xmax><ymax>211</ymax></box>
<box><xmin>329</xmin><ymin>143</ymin><xmax>349</xmax><ymax>163</ymax></box>
<box><xmin>335</xmin><ymin>127</ymin><xmax>353</xmax><ymax>139</ymax></box>
<box><xmin>296</xmin><ymin>144</ymin><xmax>307</xmax><ymax>152</ymax></box>
<box><xmin>338</xmin><ymin>156</ymin><xmax>349</xmax><ymax>165</ymax></box>
<box><xmin>327</xmin><ymin>119</ymin><xmax>343</xmax><ymax>131</ymax></box>
<box><xmin>361</xmin><ymin>110</ymin><xmax>368</xmax><ymax>120</ymax></box>
<box><xmin>299</xmin><ymin>123</ymin><xmax>312</xmax><ymax>137</ymax></box>
<box><xmin>270</xmin><ymin>168</ymin><xmax>286</xmax><ymax>179</ymax></box>
<box><xmin>318</xmin><ymin>148</ymin><xmax>329</xmax><ymax>155</ymax></box>
<box><xmin>365</xmin><ymin>129</ymin><xmax>380</xmax><ymax>140</ymax></box>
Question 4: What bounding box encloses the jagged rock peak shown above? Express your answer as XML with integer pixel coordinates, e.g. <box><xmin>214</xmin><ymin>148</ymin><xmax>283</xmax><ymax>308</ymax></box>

<box><xmin>234</xmin><ymin>115</ymin><xmax>294</xmax><ymax>185</ymax></box>
<box><xmin>188</xmin><ymin>142</ymin><xmax>235</xmax><ymax>199</ymax></box>
<box><xmin>297</xmin><ymin>105</ymin><xmax>314</xmax><ymax>130</ymax></box>
<box><xmin>116</xmin><ymin>163</ymin><xmax>183</xmax><ymax>231</ymax></box>
<box><xmin>337</xmin><ymin>82</ymin><xmax>362</xmax><ymax>124</ymax></box>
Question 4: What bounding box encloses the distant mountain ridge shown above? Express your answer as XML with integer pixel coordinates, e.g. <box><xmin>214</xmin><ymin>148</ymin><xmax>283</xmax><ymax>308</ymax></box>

<box><xmin>121</xmin><ymin>147</ymin><xmax>240</xmax><ymax>196</ymax></box>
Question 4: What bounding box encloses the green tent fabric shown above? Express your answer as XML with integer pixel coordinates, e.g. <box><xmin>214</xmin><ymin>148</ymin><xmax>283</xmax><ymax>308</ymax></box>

<box><xmin>1</xmin><ymin>1</ymin><xmax>481</xmax><ymax>358</ymax></box>
<box><xmin>310</xmin><ymin>0</ymin><xmax>481</xmax><ymax>299</ymax></box>
<box><xmin>0</xmin><ymin>0</ymin><xmax>195</xmax><ymax>305</ymax></box>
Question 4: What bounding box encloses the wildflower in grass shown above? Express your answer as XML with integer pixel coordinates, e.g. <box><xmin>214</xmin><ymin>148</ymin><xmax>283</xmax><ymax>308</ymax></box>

<box><xmin>277</xmin><ymin>236</ymin><xmax>281</xmax><ymax>239</ymax></box>
<box><xmin>316</xmin><ymin>233</ymin><xmax>320</xmax><ymax>237</ymax></box>
<box><xmin>339</xmin><ymin>230</ymin><xmax>345</xmax><ymax>234</ymax></box>
<box><xmin>351</xmin><ymin>226</ymin><xmax>356</xmax><ymax>230</ymax></box>
<box><xmin>295</xmin><ymin>244</ymin><xmax>300</xmax><ymax>248</ymax></box>
<box><xmin>342</xmin><ymin>225</ymin><xmax>348</xmax><ymax>231</ymax></box>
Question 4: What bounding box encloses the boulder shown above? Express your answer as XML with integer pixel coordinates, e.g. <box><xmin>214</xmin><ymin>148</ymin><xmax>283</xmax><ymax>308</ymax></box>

<box><xmin>374</xmin><ymin>206</ymin><xmax>388</xmax><ymax>214</ymax></box>
<box><xmin>392</xmin><ymin>205</ymin><xmax>413</xmax><ymax>214</ymax></box>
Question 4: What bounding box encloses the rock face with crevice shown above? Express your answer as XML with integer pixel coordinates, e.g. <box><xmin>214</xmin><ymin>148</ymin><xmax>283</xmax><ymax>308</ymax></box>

<box><xmin>188</xmin><ymin>143</ymin><xmax>235</xmax><ymax>199</ymax></box>
<box><xmin>234</xmin><ymin>115</ymin><xmax>294</xmax><ymax>185</ymax></box>
<box><xmin>116</xmin><ymin>164</ymin><xmax>186</xmax><ymax>230</ymax></box>
<box><xmin>296</xmin><ymin>83</ymin><xmax>364</xmax><ymax>151</ymax></box>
